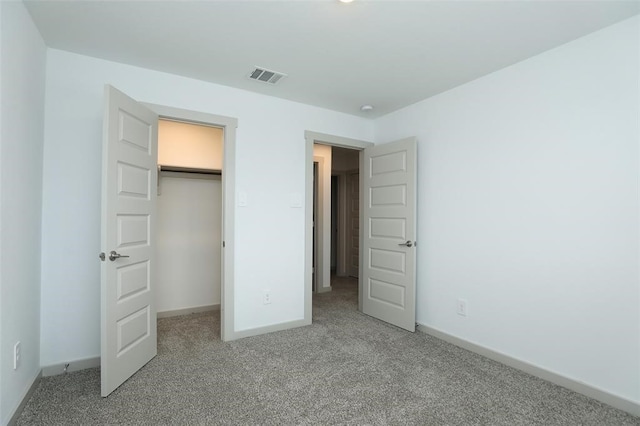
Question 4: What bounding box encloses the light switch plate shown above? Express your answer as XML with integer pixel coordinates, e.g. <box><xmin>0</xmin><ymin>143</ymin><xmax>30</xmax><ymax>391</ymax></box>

<box><xmin>238</xmin><ymin>191</ymin><xmax>248</xmax><ymax>207</ymax></box>
<box><xmin>290</xmin><ymin>193</ymin><xmax>302</xmax><ymax>208</ymax></box>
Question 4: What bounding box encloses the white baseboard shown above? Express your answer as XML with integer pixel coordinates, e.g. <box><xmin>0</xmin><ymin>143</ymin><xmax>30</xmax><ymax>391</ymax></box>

<box><xmin>157</xmin><ymin>303</ymin><xmax>220</xmax><ymax>319</ymax></box>
<box><xmin>7</xmin><ymin>370</ymin><xmax>41</xmax><ymax>426</ymax></box>
<box><xmin>417</xmin><ymin>324</ymin><xmax>640</xmax><ymax>417</ymax></box>
<box><xmin>316</xmin><ymin>286</ymin><xmax>332</xmax><ymax>294</ymax></box>
<box><xmin>230</xmin><ymin>318</ymin><xmax>311</xmax><ymax>341</ymax></box>
<box><xmin>41</xmin><ymin>356</ymin><xmax>100</xmax><ymax>377</ymax></box>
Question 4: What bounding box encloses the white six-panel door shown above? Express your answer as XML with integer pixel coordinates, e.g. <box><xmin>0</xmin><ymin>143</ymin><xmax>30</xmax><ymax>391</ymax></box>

<box><xmin>362</xmin><ymin>138</ymin><xmax>417</xmax><ymax>332</ymax></box>
<box><xmin>101</xmin><ymin>85</ymin><xmax>158</xmax><ymax>396</ymax></box>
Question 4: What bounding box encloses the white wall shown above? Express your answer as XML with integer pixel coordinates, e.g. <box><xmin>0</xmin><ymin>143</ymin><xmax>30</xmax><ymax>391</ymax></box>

<box><xmin>157</xmin><ymin>175</ymin><xmax>222</xmax><ymax>313</ymax></box>
<box><xmin>0</xmin><ymin>2</ymin><xmax>46</xmax><ymax>424</ymax></box>
<box><xmin>39</xmin><ymin>49</ymin><xmax>373</xmax><ymax>365</ymax></box>
<box><xmin>375</xmin><ymin>16</ymin><xmax>640</xmax><ymax>404</ymax></box>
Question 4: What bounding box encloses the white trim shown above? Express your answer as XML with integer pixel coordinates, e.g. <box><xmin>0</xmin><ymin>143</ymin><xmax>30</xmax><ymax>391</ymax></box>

<box><xmin>417</xmin><ymin>324</ymin><xmax>640</xmax><ymax>417</ymax></box>
<box><xmin>313</xmin><ymin>155</ymin><xmax>329</xmax><ymax>293</ymax></box>
<box><xmin>7</xmin><ymin>370</ymin><xmax>41</xmax><ymax>426</ymax></box>
<box><xmin>305</xmin><ymin>131</ymin><xmax>373</xmax><ymax>150</ymax></box>
<box><xmin>41</xmin><ymin>357</ymin><xmax>101</xmax><ymax>377</ymax></box>
<box><xmin>157</xmin><ymin>304</ymin><xmax>220</xmax><ymax>319</ymax></box>
<box><xmin>304</xmin><ymin>132</ymin><xmax>373</xmax><ymax>324</ymax></box>
<box><xmin>305</xmin><ymin>136</ymin><xmax>314</xmax><ymax>324</ymax></box>
<box><xmin>143</xmin><ymin>103</ymin><xmax>237</xmax><ymax>342</ymax></box>
<box><xmin>232</xmin><ymin>319</ymin><xmax>311</xmax><ymax>340</ymax></box>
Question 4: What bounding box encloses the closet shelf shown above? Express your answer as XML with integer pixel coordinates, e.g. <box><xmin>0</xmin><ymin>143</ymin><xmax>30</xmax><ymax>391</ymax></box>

<box><xmin>159</xmin><ymin>165</ymin><xmax>221</xmax><ymax>175</ymax></box>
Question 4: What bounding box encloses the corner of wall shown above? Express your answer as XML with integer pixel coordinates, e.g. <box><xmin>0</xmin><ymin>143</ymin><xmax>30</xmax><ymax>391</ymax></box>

<box><xmin>0</xmin><ymin>1</ymin><xmax>47</xmax><ymax>424</ymax></box>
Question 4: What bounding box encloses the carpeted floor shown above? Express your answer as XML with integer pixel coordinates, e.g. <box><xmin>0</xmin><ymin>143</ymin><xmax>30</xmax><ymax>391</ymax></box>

<box><xmin>17</xmin><ymin>277</ymin><xmax>640</xmax><ymax>425</ymax></box>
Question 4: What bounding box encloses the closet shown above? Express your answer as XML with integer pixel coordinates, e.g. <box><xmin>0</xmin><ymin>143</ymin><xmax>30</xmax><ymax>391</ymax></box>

<box><xmin>156</xmin><ymin>119</ymin><xmax>223</xmax><ymax>317</ymax></box>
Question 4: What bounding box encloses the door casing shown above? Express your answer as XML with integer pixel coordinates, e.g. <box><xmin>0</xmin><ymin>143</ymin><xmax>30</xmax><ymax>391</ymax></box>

<box><xmin>144</xmin><ymin>103</ymin><xmax>237</xmax><ymax>341</ymax></box>
<box><xmin>304</xmin><ymin>131</ymin><xmax>374</xmax><ymax>315</ymax></box>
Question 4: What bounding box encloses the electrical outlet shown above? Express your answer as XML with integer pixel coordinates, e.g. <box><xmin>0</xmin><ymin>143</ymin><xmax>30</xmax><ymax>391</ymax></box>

<box><xmin>457</xmin><ymin>299</ymin><xmax>468</xmax><ymax>317</ymax></box>
<box><xmin>13</xmin><ymin>341</ymin><xmax>21</xmax><ymax>370</ymax></box>
<box><xmin>263</xmin><ymin>290</ymin><xmax>271</xmax><ymax>305</ymax></box>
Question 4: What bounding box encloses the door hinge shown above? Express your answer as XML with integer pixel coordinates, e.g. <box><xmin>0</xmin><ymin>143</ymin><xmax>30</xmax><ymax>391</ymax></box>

<box><xmin>222</xmin><ymin>241</ymin><xmax>225</xmax><ymax>248</ymax></box>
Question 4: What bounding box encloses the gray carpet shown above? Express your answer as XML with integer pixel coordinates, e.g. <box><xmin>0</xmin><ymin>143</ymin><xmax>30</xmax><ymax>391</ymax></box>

<box><xmin>17</xmin><ymin>277</ymin><xmax>640</xmax><ymax>425</ymax></box>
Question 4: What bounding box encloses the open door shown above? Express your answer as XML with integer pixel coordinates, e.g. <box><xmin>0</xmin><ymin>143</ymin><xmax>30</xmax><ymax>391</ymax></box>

<box><xmin>100</xmin><ymin>85</ymin><xmax>158</xmax><ymax>396</ymax></box>
<box><xmin>362</xmin><ymin>137</ymin><xmax>417</xmax><ymax>332</ymax></box>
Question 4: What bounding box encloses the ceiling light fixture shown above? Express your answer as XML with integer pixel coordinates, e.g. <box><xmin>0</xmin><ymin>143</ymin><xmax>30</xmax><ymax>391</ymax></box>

<box><xmin>360</xmin><ymin>104</ymin><xmax>374</xmax><ymax>112</ymax></box>
<box><xmin>339</xmin><ymin>0</ymin><xmax>354</xmax><ymax>3</ymax></box>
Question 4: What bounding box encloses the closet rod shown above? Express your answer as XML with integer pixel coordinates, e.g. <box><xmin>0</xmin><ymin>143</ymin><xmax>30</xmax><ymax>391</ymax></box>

<box><xmin>159</xmin><ymin>165</ymin><xmax>221</xmax><ymax>176</ymax></box>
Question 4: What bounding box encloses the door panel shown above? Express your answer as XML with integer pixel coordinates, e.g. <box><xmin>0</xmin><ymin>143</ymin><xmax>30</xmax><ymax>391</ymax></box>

<box><xmin>117</xmin><ymin>261</ymin><xmax>150</xmax><ymax>300</ymax></box>
<box><xmin>370</xmin><ymin>218</ymin><xmax>406</xmax><ymax>240</ymax></box>
<box><xmin>362</xmin><ymin>138</ymin><xmax>416</xmax><ymax>332</ymax></box>
<box><xmin>369</xmin><ymin>278</ymin><xmax>405</xmax><ymax>307</ymax></box>
<box><xmin>117</xmin><ymin>215</ymin><xmax>149</xmax><ymax>247</ymax></box>
<box><xmin>101</xmin><ymin>85</ymin><xmax>158</xmax><ymax>396</ymax></box>
<box><xmin>370</xmin><ymin>248</ymin><xmax>406</xmax><ymax>274</ymax></box>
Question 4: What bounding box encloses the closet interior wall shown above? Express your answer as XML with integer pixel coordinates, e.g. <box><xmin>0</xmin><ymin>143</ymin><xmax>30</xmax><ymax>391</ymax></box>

<box><xmin>156</xmin><ymin>120</ymin><xmax>223</xmax><ymax>315</ymax></box>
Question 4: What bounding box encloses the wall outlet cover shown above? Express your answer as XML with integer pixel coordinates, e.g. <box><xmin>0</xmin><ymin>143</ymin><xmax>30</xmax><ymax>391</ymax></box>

<box><xmin>457</xmin><ymin>299</ymin><xmax>468</xmax><ymax>317</ymax></box>
<box><xmin>290</xmin><ymin>193</ymin><xmax>302</xmax><ymax>208</ymax></box>
<box><xmin>13</xmin><ymin>341</ymin><xmax>21</xmax><ymax>370</ymax></box>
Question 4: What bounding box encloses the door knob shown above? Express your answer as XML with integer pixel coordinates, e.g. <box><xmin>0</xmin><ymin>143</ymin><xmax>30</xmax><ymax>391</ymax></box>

<box><xmin>109</xmin><ymin>251</ymin><xmax>130</xmax><ymax>261</ymax></box>
<box><xmin>398</xmin><ymin>241</ymin><xmax>413</xmax><ymax>247</ymax></box>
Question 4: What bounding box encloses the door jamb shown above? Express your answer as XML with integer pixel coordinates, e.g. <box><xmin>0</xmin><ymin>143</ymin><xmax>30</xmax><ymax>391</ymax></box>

<box><xmin>313</xmin><ymin>155</ymin><xmax>329</xmax><ymax>293</ymax></box>
<box><xmin>144</xmin><ymin>103</ymin><xmax>237</xmax><ymax>341</ymax></box>
<box><xmin>304</xmin><ymin>131</ymin><xmax>373</xmax><ymax>318</ymax></box>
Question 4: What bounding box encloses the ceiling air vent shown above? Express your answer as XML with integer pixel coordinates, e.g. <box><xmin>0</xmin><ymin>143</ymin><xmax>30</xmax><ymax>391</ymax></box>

<box><xmin>248</xmin><ymin>67</ymin><xmax>287</xmax><ymax>85</ymax></box>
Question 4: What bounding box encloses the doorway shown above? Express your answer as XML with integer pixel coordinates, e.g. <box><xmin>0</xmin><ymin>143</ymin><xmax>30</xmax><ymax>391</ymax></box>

<box><xmin>304</xmin><ymin>131</ymin><xmax>374</xmax><ymax>319</ymax></box>
<box><xmin>312</xmin><ymin>144</ymin><xmax>362</xmax><ymax>292</ymax></box>
<box><xmin>143</xmin><ymin>103</ymin><xmax>238</xmax><ymax>342</ymax></box>
<box><xmin>156</xmin><ymin>119</ymin><xmax>223</xmax><ymax>318</ymax></box>
<box><xmin>331</xmin><ymin>147</ymin><xmax>360</xmax><ymax>279</ymax></box>
<box><xmin>101</xmin><ymin>86</ymin><xmax>239</xmax><ymax>397</ymax></box>
<box><xmin>312</xmin><ymin>144</ymin><xmax>361</xmax><ymax>293</ymax></box>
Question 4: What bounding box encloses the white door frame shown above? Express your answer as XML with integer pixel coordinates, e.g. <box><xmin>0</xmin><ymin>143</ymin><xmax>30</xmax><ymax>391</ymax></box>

<box><xmin>312</xmin><ymin>157</ymin><xmax>325</xmax><ymax>293</ymax></box>
<box><xmin>144</xmin><ymin>103</ymin><xmax>237</xmax><ymax>341</ymax></box>
<box><xmin>304</xmin><ymin>131</ymin><xmax>373</xmax><ymax>316</ymax></box>
<box><xmin>313</xmin><ymin>155</ymin><xmax>330</xmax><ymax>293</ymax></box>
